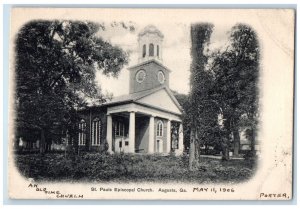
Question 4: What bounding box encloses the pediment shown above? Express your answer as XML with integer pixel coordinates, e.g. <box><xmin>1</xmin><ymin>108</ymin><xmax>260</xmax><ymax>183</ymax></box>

<box><xmin>136</xmin><ymin>88</ymin><xmax>182</xmax><ymax>115</ymax></box>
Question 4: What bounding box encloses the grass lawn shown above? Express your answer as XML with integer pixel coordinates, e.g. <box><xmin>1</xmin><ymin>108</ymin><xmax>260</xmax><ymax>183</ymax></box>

<box><xmin>15</xmin><ymin>152</ymin><xmax>257</xmax><ymax>183</ymax></box>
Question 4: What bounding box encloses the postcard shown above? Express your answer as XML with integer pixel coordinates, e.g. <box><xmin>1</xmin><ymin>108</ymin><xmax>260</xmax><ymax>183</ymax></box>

<box><xmin>8</xmin><ymin>8</ymin><xmax>295</xmax><ymax>200</ymax></box>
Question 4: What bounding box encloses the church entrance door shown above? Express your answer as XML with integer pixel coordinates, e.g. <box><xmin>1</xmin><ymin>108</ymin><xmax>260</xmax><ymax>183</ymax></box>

<box><xmin>156</xmin><ymin>139</ymin><xmax>163</xmax><ymax>153</ymax></box>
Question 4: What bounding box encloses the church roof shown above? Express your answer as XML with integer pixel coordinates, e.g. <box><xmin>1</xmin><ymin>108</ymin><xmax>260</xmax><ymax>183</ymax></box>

<box><xmin>127</xmin><ymin>59</ymin><xmax>171</xmax><ymax>72</ymax></box>
<box><xmin>103</xmin><ymin>85</ymin><xmax>182</xmax><ymax>112</ymax></box>
<box><xmin>138</xmin><ymin>25</ymin><xmax>164</xmax><ymax>38</ymax></box>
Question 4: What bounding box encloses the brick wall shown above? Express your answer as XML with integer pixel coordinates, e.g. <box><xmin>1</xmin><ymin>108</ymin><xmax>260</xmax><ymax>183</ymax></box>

<box><xmin>129</xmin><ymin>61</ymin><xmax>169</xmax><ymax>94</ymax></box>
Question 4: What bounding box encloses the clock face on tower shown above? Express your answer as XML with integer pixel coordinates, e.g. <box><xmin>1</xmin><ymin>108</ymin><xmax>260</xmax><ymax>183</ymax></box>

<box><xmin>157</xmin><ymin>71</ymin><xmax>165</xmax><ymax>84</ymax></box>
<box><xmin>136</xmin><ymin>69</ymin><xmax>146</xmax><ymax>83</ymax></box>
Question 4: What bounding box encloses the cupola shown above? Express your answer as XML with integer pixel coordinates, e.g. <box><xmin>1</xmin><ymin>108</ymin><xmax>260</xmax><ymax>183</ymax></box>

<box><xmin>138</xmin><ymin>25</ymin><xmax>164</xmax><ymax>63</ymax></box>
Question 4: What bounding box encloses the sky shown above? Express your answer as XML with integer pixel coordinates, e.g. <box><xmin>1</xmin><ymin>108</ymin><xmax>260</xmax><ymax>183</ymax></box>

<box><xmin>95</xmin><ymin>22</ymin><xmax>233</xmax><ymax>97</ymax></box>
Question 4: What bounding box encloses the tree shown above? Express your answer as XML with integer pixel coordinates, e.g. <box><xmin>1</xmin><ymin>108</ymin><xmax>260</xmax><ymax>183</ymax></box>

<box><xmin>15</xmin><ymin>20</ymin><xmax>130</xmax><ymax>153</ymax></box>
<box><xmin>172</xmin><ymin>91</ymin><xmax>190</xmax><ymax>150</ymax></box>
<box><xmin>188</xmin><ymin>24</ymin><xmax>218</xmax><ymax>170</ymax></box>
<box><xmin>211</xmin><ymin>24</ymin><xmax>259</xmax><ymax>158</ymax></box>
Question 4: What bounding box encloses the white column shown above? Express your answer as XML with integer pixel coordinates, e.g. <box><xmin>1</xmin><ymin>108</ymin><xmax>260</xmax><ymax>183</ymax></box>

<box><xmin>178</xmin><ymin>123</ymin><xmax>184</xmax><ymax>154</ymax></box>
<box><xmin>106</xmin><ymin>114</ymin><xmax>113</xmax><ymax>153</ymax></box>
<box><xmin>166</xmin><ymin>120</ymin><xmax>171</xmax><ymax>154</ymax></box>
<box><xmin>148</xmin><ymin>116</ymin><xmax>155</xmax><ymax>153</ymax></box>
<box><xmin>129</xmin><ymin>111</ymin><xmax>136</xmax><ymax>153</ymax></box>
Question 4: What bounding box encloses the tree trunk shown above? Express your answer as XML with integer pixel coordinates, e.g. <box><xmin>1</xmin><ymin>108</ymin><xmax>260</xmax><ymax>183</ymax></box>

<box><xmin>233</xmin><ymin>129</ymin><xmax>240</xmax><ymax>157</ymax></box>
<box><xmin>250</xmin><ymin>129</ymin><xmax>255</xmax><ymax>156</ymax></box>
<box><xmin>222</xmin><ymin>146</ymin><xmax>230</xmax><ymax>161</ymax></box>
<box><xmin>189</xmin><ymin>127</ymin><xmax>201</xmax><ymax>171</ymax></box>
<box><xmin>73</xmin><ymin>137</ymin><xmax>79</xmax><ymax>155</ymax></box>
<box><xmin>189</xmin><ymin>128</ymin><xmax>195</xmax><ymax>171</ymax></box>
<box><xmin>40</xmin><ymin>129</ymin><xmax>45</xmax><ymax>154</ymax></box>
<box><xmin>221</xmin><ymin>136</ymin><xmax>230</xmax><ymax>161</ymax></box>
<box><xmin>195</xmin><ymin>129</ymin><xmax>201</xmax><ymax>163</ymax></box>
<box><xmin>224</xmin><ymin>148</ymin><xmax>230</xmax><ymax>160</ymax></box>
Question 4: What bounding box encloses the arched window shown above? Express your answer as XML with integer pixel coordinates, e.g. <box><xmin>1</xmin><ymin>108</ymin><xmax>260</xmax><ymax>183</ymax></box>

<box><xmin>149</xmin><ymin>43</ymin><xmax>154</xmax><ymax>56</ymax></box>
<box><xmin>142</xmin><ymin>44</ymin><xmax>146</xmax><ymax>57</ymax></box>
<box><xmin>78</xmin><ymin>119</ymin><xmax>86</xmax><ymax>145</ymax></box>
<box><xmin>157</xmin><ymin>45</ymin><xmax>159</xmax><ymax>57</ymax></box>
<box><xmin>156</xmin><ymin>120</ymin><xmax>163</xmax><ymax>137</ymax></box>
<box><xmin>92</xmin><ymin>117</ymin><xmax>101</xmax><ymax>146</ymax></box>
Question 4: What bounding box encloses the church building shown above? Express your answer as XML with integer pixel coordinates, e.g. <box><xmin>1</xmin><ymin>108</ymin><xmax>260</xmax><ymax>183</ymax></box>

<box><xmin>77</xmin><ymin>25</ymin><xmax>184</xmax><ymax>155</ymax></box>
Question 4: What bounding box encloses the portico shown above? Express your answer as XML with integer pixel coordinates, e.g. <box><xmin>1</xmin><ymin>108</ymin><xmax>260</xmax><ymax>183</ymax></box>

<box><xmin>106</xmin><ymin>102</ymin><xmax>183</xmax><ymax>155</ymax></box>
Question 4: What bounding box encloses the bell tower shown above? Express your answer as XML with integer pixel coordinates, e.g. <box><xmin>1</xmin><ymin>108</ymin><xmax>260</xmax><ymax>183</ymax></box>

<box><xmin>128</xmin><ymin>25</ymin><xmax>170</xmax><ymax>94</ymax></box>
<box><xmin>138</xmin><ymin>25</ymin><xmax>164</xmax><ymax>63</ymax></box>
